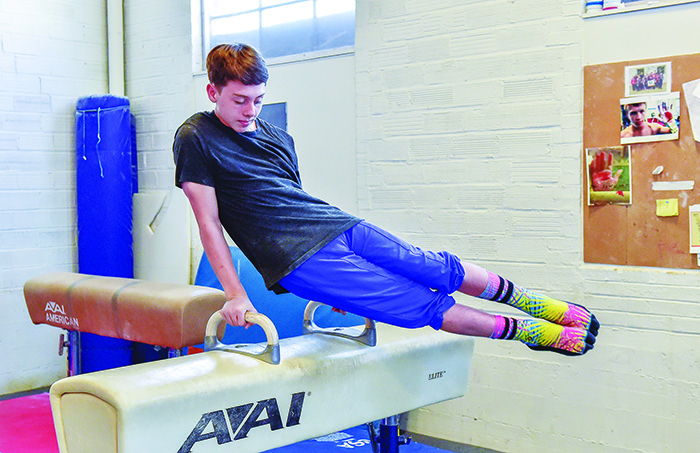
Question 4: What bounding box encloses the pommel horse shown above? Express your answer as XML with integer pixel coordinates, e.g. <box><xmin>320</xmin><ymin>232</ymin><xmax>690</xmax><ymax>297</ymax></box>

<box><xmin>24</xmin><ymin>272</ymin><xmax>474</xmax><ymax>453</ymax></box>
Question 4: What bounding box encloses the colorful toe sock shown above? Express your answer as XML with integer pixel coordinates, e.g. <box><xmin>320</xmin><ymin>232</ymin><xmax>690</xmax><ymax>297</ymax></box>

<box><xmin>490</xmin><ymin>315</ymin><xmax>593</xmax><ymax>356</ymax></box>
<box><xmin>479</xmin><ymin>271</ymin><xmax>596</xmax><ymax>333</ymax></box>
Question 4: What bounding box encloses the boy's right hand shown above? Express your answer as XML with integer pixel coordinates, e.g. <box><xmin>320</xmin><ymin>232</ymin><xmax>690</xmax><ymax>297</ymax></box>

<box><xmin>220</xmin><ymin>295</ymin><xmax>257</xmax><ymax>328</ymax></box>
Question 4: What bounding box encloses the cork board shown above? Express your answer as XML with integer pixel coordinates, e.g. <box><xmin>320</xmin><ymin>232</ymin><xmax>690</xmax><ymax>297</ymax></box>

<box><xmin>583</xmin><ymin>53</ymin><xmax>700</xmax><ymax>269</ymax></box>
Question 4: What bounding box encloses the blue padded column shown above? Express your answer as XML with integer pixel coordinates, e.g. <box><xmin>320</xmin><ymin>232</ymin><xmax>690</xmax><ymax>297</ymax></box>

<box><xmin>75</xmin><ymin>95</ymin><xmax>136</xmax><ymax>372</ymax></box>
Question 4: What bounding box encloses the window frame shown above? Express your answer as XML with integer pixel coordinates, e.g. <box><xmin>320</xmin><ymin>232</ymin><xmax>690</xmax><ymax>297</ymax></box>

<box><xmin>195</xmin><ymin>0</ymin><xmax>355</xmax><ymax>71</ymax></box>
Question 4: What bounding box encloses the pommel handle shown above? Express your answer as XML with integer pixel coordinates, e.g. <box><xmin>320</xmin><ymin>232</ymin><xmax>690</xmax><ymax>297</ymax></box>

<box><xmin>204</xmin><ymin>310</ymin><xmax>280</xmax><ymax>365</ymax></box>
<box><xmin>302</xmin><ymin>301</ymin><xmax>377</xmax><ymax>346</ymax></box>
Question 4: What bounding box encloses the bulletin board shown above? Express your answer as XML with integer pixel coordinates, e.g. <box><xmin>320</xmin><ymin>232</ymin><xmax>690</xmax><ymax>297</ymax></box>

<box><xmin>583</xmin><ymin>53</ymin><xmax>700</xmax><ymax>269</ymax></box>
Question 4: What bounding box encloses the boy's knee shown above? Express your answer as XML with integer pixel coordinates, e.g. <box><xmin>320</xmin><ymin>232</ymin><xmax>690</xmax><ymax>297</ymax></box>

<box><xmin>436</xmin><ymin>251</ymin><xmax>465</xmax><ymax>294</ymax></box>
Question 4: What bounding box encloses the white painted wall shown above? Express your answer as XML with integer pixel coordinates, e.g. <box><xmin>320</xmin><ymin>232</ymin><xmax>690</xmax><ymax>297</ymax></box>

<box><xmin>0</xmin><ymin>1</ymin><xmax>108</xmax><ymax>394</ymax></box>
<box><xmin>355</xmin><ymin>0</ymin><xmax>700</xmax><ymax>452</ymax></box>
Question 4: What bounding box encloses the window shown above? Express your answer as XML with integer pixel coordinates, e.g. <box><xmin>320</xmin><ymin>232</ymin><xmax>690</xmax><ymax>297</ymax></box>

<box><xmin>201</xmin><ymin>0</ymin><xmax>355</xmax><ymax>62</ymax></box>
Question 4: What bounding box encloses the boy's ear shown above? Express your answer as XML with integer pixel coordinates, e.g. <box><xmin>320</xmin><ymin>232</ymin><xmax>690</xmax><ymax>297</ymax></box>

<box><xmin>206</xmin><ymin>83</ymin><xmax>219</xmax><ymax>103</ymax></box>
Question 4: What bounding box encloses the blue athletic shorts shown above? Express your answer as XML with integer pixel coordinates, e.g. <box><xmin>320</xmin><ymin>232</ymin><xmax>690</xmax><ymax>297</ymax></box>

<box><xmin>279</xmin><ymin>221</ymin><xmax>463</xmax><ymax>330</ymax></box>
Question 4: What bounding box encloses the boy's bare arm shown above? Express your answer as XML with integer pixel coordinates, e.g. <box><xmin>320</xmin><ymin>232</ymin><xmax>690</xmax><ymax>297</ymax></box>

<box><xmin>182</xmin><ymin>181</ymin><xmax>257</xmax><ymax>327</ymax></box>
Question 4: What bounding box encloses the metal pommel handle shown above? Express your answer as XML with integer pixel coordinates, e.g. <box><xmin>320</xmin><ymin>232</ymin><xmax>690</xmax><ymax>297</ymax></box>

<box><xmin>302</xmin><ymin>301</ymin><xmax>377</xmax><ymax>347</ymax></box>
<box><xmin>204</xmin><ymin>311</ymin><xmax>280</xmax><ymax>365</ymax></box>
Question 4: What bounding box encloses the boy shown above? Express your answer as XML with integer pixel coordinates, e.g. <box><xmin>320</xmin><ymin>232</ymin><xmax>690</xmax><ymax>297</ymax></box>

<box><xmin>174</xmin><ymin>44</ymin><xmax>599</xmax><ymax>356</ymax></box>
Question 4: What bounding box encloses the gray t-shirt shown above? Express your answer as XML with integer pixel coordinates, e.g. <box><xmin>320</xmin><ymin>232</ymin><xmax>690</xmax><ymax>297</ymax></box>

<box><xmin>173</xmin><ymin>111</ymin><xmax>360</xmax><ymax>291</ymax></box>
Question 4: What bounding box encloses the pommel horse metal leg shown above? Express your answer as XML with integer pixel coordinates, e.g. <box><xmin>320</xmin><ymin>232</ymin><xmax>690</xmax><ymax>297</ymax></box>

<box><xmin>367</xmin><ymin>414</ymin><xmax>412</xmax><ymax>453</ymax></box>
<box><xmin>59</xmin><ymin>331</ymin><xmax>81</xmax><ymax>376</ymax></box>
<box><xmin>380</xmin><ymin>415</ymin><xmax>411</xmax><ymax>452</ymax></box>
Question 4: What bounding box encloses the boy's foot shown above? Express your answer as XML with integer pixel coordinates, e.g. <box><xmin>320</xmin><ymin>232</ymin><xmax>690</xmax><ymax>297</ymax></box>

<box><xmin>552</xmin><ymin>301</ymin><xmax>600</xmax><ymax>337</ymax></box>
<box><xmin>480</xmin><ymin>273</ymin><xmax>600</xmax><ymax>336</ymax></box>
<box><xmin>516</xmin><ymin>292</ymin><xmax>600</xmax><ymax>336</ymax></box>
<box><xmin>517</xmin><ymin>319</ymin><xmax>596</xmax><ymax>356</ymax></box>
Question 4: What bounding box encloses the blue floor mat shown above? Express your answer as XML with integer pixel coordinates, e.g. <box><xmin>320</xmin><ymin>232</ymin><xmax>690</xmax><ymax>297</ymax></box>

<box><xmin>267</xmin><ymin>425</ymin><xmax>449</xmax><ymax>452</ymax></box>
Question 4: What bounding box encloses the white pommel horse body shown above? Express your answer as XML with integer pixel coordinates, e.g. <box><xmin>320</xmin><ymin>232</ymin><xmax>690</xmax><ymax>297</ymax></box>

<box><xmin>24</xmin><ymin>272</ymin><xmax>475</xmax><ymax>453</ymax></box>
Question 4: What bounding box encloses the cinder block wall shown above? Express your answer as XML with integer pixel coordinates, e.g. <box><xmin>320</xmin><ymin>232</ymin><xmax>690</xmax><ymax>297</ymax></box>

<box><xmin>124</xmin><ymin>0</ymin><xmax>194</xmax><ymax>192</ymax></box>
<box><xmin>355</xmin><ymin>0</ymin><xmax>700</xmax><ymax>452</ymax></box>
<box><xmin>0</xmin><ymin>1</ymin><xmax>107</xmax><ymax>394</ymax></box>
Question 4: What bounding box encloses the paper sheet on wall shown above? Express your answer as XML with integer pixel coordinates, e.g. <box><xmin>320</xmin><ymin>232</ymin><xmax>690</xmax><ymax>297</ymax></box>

<box><xmin>656</xmin><ymin>198</ymin><xmax>679</xmax><ymax>217</ymax></box>
<box><xmin>690</xmin><ymin>204</ymin><xmax>700</xmax><ymax>253</ymax></box>
<box><xmin>682</xmin><ymin>78</ymin><xmax>700</xmax><ymax>142</ymax></box>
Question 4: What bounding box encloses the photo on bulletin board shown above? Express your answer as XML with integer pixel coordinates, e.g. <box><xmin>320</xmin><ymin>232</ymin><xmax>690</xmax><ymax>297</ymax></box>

<box><xmin>624</xmin><ymin>61</ymin><xmax>671</xmax><ymax>97</ymax></box>
<box><xmin>586</xmin><ymin>146</ymin><xmax>631</xmax><ymax>206</ymax></box>
<box><xmin>620</xmin><ymin>92</ymin><xmax>680</xmax><ymax>144</ymax></box>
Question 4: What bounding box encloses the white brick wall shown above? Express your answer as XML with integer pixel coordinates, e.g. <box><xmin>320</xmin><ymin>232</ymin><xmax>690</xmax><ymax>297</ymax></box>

<box><xmin>124</xmin><ymin>0</ymin><xmax>195</xmax><ymax>193</ymax></box>
<box><xmin>0</xmin><ymin>1</ymin><xmax>107</xmax><ymax>394</ymax></box>
<box><xmin>356</xmin><ymin>0</ymin><xmax>700</xmax><ymax>452</ymax></box>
